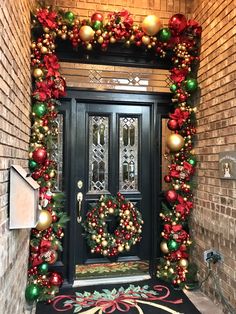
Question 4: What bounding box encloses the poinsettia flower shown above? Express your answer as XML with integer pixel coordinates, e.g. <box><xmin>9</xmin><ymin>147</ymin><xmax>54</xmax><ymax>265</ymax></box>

<box><xmin>37</xmin><ymin>9</ymin><xmax>58</xmax><ymax>29</ymax></box>
<box><xmin>120</xmin><ymin>9</ymin><xmax>133</xmax><ymax>28</ymax></box>
<box><xmin>44</xmin><ymin>54</ymin><xmax>60</xmax><ymax>78</ymax></box>
<box><xmin>170</xmin><ymin>68</ymin><xmax>188</xmax><ymax>83</ymax></box>
<box><xmin>175</xmin><ymin>195</ymin><xmax>193</xmax><ymax>217</ymax></box>
<box><xmin>33</xmin><ymin>80</ymin><xmax>54</xmax><ymax>101</ymax></box>
<box><xmin>169</xmin><ymin>108</ymin><xmax>190</xmax><ymax>127</ymax></box>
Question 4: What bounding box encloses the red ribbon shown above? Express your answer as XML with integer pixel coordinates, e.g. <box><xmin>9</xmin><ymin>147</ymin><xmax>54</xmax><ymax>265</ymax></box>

<box><xmin>52</xmin><ymin>284</ymin><xmax>183</xmax><ymax>312</ymax></box>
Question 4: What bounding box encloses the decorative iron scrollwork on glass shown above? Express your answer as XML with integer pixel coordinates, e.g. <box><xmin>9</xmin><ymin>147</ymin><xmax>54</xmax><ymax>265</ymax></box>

<box><xmin>89</xmin><ymin>116</ymin><xmax>109</xmax><ymax>193</ymax></box>
<box><xmin>51</xmin><ymin>114</ymin><xmax>64</xmax><ymax>191</ymax></box>
<box><xmin>119</xmin><ymin>117</ymin><xmax>139</xmax><ymax>191</ymax></box>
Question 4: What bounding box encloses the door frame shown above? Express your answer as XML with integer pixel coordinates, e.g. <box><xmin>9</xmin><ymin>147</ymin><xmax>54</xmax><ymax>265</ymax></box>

<box><xmin>57</xmin><ymin>89</ymin><xmax>171</xmax><ymax>286</ymax></box>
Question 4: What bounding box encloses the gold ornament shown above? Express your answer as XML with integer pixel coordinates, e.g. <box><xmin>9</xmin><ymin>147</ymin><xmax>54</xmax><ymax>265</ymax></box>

<box><xmin>110</xmin><ymin>36</ymin><xmax>116</xmax><ymax>44</ymax></box>
<box><xmin>124</xmin><ymin>210</ymin><xmax>130</xmax><ymax>216</ymax></box>
<box><xmin>141</xmin><ymin>35</ymin><xmax>151</xmax><ymax>45</ymax></box>
<box><xmin>179</xmin><ymin>258</ymin><xmax>189</xmax><ymax>268</ymax></box>
<box><xmin>166</xmin><ymin>134</ymin><xmax>185</xmax><ymax>152</ymax></box>
<box><xmin>36</xmin><ymin>210</ymin><xmax>52</xmax><ymax>231</ymax></box>
<box><xmin>79</xmin><ymin>25</ymin><xmax>95</xmax><ymax>42</ymax></box>
<box><xmin>142</xmin><ymin>15</ymin><xmax>162</xmax><ymax>36</ymax></box>
<box><xmin>86</xmin><ymin>43</ymin><xmax>93</xmax><ymax>50</ymax></box>
<box><xmin>101</xmin><ymin>240</ymin><xmax>108</xmax><ymax>247</ymax></box>
<box><xmin>125</xmin><ymin>245</ymin><xmax>130</xmax><ymax>251</ymax></box>
<box><xmin>118</xmin><ymin>245</ymin><xmax>124</xmax><ymax>252</ymax></box>
<box><xmin>169</xmin><ymin>268</ymin><xmax>174</xmax><ymax>274</ymax></box>
<box><xmin>33</xmin><ymin>68</ymin><xmax>43</xmax><ymax>78</ymax></box>
<box><xmin>40</xmin><ymin>46</ymin><xmax>48</xmax><ymax>54</ymax></box>
<box><xmin>108</xmin><ymin>208</ymin><xmax>114</xmax><ymax>214</ymax></box>
<box><xmin>103</xmin><ymin>250</ymin><xmax>108</xmax><ymax>256</ymax></box>
<box><xmin>160</xmin><ymin>241</ymin><xmax>169</xmax><ymax>254</ymax></box>
<box><xmin>97</xmin><ymin>36</ymin><xmax>104</xmax><ymax>44</ymax></box>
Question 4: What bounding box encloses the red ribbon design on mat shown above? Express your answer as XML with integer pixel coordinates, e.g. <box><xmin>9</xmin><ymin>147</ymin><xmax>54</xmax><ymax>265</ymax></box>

<box><xmin>52</xmin><ymin>284</ymin><xmax>183</xmax><ymax>312</ymax></box>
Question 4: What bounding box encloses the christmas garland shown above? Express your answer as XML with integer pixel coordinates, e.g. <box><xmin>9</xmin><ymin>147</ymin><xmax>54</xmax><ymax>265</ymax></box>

<box><xmin>27</xmin><ymin>6</ymin><xmax>201</xmax><ymax>302</ymax></box>
<box><xmin>83</xmin><ymin>193</ymin><xmax>143</xmax><ymax>257</ymax></box>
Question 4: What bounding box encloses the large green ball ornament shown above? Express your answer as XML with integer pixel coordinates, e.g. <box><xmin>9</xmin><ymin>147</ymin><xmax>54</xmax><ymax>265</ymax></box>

<box><xmin>170</xmin><ymin>84</ymin><xmax>177</xmax><ymax>93</ymax></box>
<box><xmin>64</xmin><ymin>11</ymin><xmax>75</xmax><ymax>23</ymax></box>
<box><xmin>38</xmin><ymin>262</ymin><xmax>49</xmax><ymax>274</ymax></box>
<box><xmin>33</xmin><ymin>103</ymin><xmax>47</xmax><ymax>118</ymax></box>
<box><xmin>188</xmin><ymin>156</ymin><xmax>197</xmax><ymax>166</ymax></box>
<box><xmin>185</xmin><ymin>79</ymin><xmax>198</xmax><ymax>92</ymax></box>
<box><xmin>93</xmin><ymin>20</ymin><xmax>102</xmax><ymax>30</ymax></box>
<box><xmin>25</xmin><ymin>284</ymin><xmax>40</xmax><ymax>302</ymax></box>
<box><xmin>167</xmin><ymin>239</ymin><xmax>180</xmax><ymax>251</ymax></box>
<box><xmin>159</xmin><ymin>28</ymin><xmax>171</xmax><ymax>42</ymax></box>
<box><xmin>29</xmin><ymin>159</ymin><xmax>38</xmax><ymax>171</ymax></box>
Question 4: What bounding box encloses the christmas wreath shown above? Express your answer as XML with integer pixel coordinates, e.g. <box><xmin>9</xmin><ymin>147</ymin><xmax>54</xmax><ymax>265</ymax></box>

<box><xmin>83</xmin><ymin>193</ymin><xmax>144</xmax><ymax>257</ymax></box>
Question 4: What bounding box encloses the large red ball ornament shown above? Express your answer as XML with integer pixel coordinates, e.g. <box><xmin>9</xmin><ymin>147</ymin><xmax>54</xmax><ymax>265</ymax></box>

<box><xmin>167</xmin><ymin>119</ymin><xmax>179</xmax><ymax>131</ymax></box>
<box><xmin>165</xmin><ymin>190</ymin><xmax>178</xmax><ymax>202</ymax></box>
<box><xmin>164</xmin><ymin>175</ymin><xmax>172</xmax><ymax>183</ymax></box>
<box><xmin>169</xmin><ymin>14</ymin><xmax>187</xmax><ymax>33</ymax></box>
<box><xmin>49</xmin><ymin>272</ymin><xmax>63</xmax><ymax>287</ymax></box>
<box><xmin>91</xmin><ymin>12</ymin><xmax>103</xmax><ymax>23</ymax></box>
<box><xmin>32</xmin><ymin>148</ymin><xmax>47</xmax><ymax>164</ymax></box>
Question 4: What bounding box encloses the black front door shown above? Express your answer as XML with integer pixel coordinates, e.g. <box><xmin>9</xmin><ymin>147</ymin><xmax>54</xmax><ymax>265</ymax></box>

<box><xmin>75</xmin><ymin>101</ymin><xmax>151</xmax><ymax>265</ymax></box>
<box><xmin>59</xmin><ymin>90</ymin><xmax>171</xmax><ymax>284</ymax></box>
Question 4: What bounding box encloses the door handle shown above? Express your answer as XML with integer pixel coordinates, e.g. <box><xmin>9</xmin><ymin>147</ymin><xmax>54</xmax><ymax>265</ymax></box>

<box><xmin>77</xmin><ymin>192</ymin><xmax>83</xmax><ymax>223</ymax></box>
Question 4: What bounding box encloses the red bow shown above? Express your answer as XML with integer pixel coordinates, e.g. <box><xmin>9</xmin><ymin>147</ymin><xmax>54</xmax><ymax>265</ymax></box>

<box><xmin>169</xmin><ymin>108</ymin><xmax>190</xmax><ymax>127</ymax></box>
<box><xmin>33</xmin><ymin>80</ymin><xmax>53</xmax><ymax>101</ymax></box>
<box><xmin>163</xmin><ymin>224</ymin><xmax>189</xmax><ymax>242</ymax></box>
<box><xmin>170</xmin><ymin>248</ymin><xmax>189</xmax><ymax>260</ymax></box>
<box><xmin>170</xmin><ymin>68</ymin><xmax>188</xmax><ymax>83</ymax></box>
<box><xmin>175</xmin><ymin>195</ymin><xmax>193</xmax><ymax>217</ymax></box>
<box><xmin>37</xmin><ymin>9</ymin><xmax>58</xmax><ymax>29</ymax></box>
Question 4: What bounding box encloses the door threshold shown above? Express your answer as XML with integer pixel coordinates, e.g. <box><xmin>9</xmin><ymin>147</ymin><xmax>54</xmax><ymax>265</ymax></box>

<box><xmin>73</xmin><ymin>274</ymin><xmax>151</xmax><ymax>287</ymax></box>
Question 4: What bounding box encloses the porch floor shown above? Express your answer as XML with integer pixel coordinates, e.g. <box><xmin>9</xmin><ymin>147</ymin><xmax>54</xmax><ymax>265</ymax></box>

<box><xmin>185</xmin><ymin>289</ymin><xmax>224</xmax><ymax>314</ymax></box>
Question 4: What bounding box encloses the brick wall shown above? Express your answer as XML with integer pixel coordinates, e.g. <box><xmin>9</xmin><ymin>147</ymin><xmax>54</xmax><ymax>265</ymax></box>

<box><xmin>0</xmin><ymin>0</ymin><xmax>35</xmax><ymax>313</ymax></box>
<box><xmin>191</xmin><ymin>0</ymin><xmax>236</xmax><ymax>311</ymax></box>
<box><xmin>48</xmin><ymin>0</ymin><xmax>192</xmax><ymax>25</ymax></box>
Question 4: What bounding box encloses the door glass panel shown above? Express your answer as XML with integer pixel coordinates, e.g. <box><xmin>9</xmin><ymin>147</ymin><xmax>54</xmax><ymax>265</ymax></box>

<box><xmin>88</xmin><ymin>116</ymin><xmax>109</xmax><ymax>193</ymax></box>
<box><xmin>119</xmin><ymin>117</ymin><xmax>138</xmax><ymax>191</ymax></box>
<box><xmin>51</xmin><ymin>114</ymin><xmax>63</xmax><ymax>191</ymax></box>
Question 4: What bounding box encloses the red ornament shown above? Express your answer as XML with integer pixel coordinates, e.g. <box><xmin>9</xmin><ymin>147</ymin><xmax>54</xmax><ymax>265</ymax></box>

<box><xmin>167</xmin><ymin>119</ymin><xmax>179</xmax><ymax>131</ymax></box>
<box><xmin>164</xmin><ymin>175</ymin><xmax>172</xmax><ymax>183</ymax></box>
<box><xmin>49</xmin><ymin>272</ymin><xmax>63</xmax><ymax>287</ymax></box>
<box><xmin>169</xmin><ymin>14</ymin><xmax>187</xmax><ymax>34</ymax></box>
<box><xmin>165</xmin><ymin>190</ymin><xmax>178</xmax><ymax>203</ymax></box>
<box><xmin>178</xmin><ymin>94</ymin><xmax>187</xmax><ymax>102</ymax></box>
<box><xmin>32</xmin><ymin>148</ymin><xmax>47</xmax><ymax>164</ymax></box>
<box><xmin>91</xmin><ymin>12</ymin><xmax>103</xmax><ymax>23</ymax></box>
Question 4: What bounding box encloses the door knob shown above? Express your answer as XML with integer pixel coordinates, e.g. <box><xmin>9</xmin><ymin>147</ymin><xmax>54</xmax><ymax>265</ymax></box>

<box><xmin>77</xmin><ymin>180</ymin><xmax>83</xmax><ymax>189</ymax></box>
<box><xmin>77</xmin><ymin>192</ymin><xmax>83</xmax><ymax>223</ymax></box>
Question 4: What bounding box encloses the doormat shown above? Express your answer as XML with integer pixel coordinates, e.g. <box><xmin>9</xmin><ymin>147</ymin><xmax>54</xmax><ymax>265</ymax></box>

<box><xmin>36</xmin><ymin>278</ymin><xmax>201</xmax><ymax>314</ymax></box>
<box><xmin>75</xmin><ymin>261</ymin><xmax>149</xmax><ymax>279</ymax></box>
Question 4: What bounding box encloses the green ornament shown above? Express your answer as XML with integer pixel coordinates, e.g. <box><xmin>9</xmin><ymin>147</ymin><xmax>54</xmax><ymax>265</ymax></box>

<box><xmin>170</xmin><ymin>84</ymin><xmax>177</xmax><ymax>93</ymax></box>
<box><xmin>25</xmin><ymin>284</ymin><xmax>40</xmax><ymax>302</ymax></box>
<box><xmin>188</xmin><ymin>157</ymin><xmax>197</xmax><ymax>166</ymax></box>
<box><xmin>38</xmin><ymin>262</ymin><xmax>49</xmax><ymax>274</ymax></box>
<box><xmin>33</xmin><ymin>103</ymin><xmax>47</xmax><ymax>118</ymax></box>
<box><xmin>29</xmin><ymin>159</ymin><xmax>38</xmax><ymax>171</ymax></box>
<box><xmin>167</xmin><ymin>239</ymin><xmax>180</xmax><ymax>251</ymax></box>
<box><xmin>93</xmin><ymin>20</ymin><xmax>102</xmax><ymax>30</ymax></box>
<box><xmin>159</xmin><ymin>28</ymin><xmax>171</xmax><ymax>42</ymax></box>
<box><xmin>64</xmin><ymin>11</ymin><xmax>75</xmax><ymax>23</ymax></box>
<box><xmin>185</xmin><ymin>78</ymin><xmax>198</xmax><ymax>92</ymax></box>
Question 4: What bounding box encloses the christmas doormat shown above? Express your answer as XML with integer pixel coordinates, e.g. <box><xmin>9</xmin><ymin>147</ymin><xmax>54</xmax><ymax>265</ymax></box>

<box><xmin>75</xmin><ymin>261</ymin><xmax>149</xmax><ymax>279</ymax></box>
<box><xmin>36</xmin><ymin>278</ymin><xmax>200</xmax><ymax>314</ymax></box>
